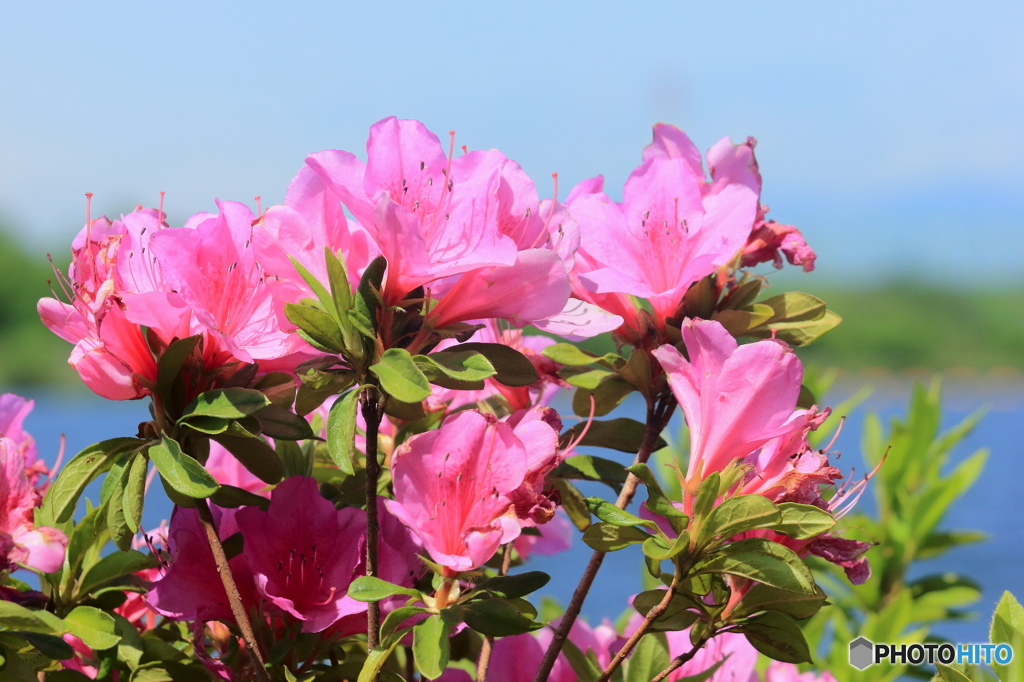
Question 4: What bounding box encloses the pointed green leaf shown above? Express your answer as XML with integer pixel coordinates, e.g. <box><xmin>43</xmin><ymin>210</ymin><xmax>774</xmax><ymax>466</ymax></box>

<box><xmin>471</xmin><ymin>572</ymin><xmax>551</xmax><ymax>599</ymax></box>
<box><xmin>416</xmin><ymin>349</ymin><xmax>496</xmax><ymax>383</ymax></box>
<box><xmin>584</xmin><ymin>497</ymin><xmax>656</xmax><ymax>529</ymax></box>
<box><xmin>148</xmin><ymin>435</ymin><xmax>220</xmax><ymax>499</ymax></box>
<box><xmin>347</xmin><ymin>576</ymin><xmax>421</xmax><ymax>602</ymax></box>
<box><xmin>370</xmin><ymin>348</ymin><xmax>432</xmax><ymax>403</ymax></box>
<box><xmin>624</xmin><ymin>632</ymin><xmax>670</xmax><ymax>682</ymax></box>
<box><xmin>462</xmin><ymin>598</ymin><xmax>543</xmax><ymax>637</ymax></box>
<box><xmin>773</xmin><ymin>502</ymin><xmax>836</xmax><ymax>540</ymax></box>
<box><xmin>697</xmin><ymin>495</ymin><xmax>781</xmax><ymax>547</ymax></box>
<box><xmin>454</xmin><ymin>342</ymin><xmax>537</xmax><ymax>387</ymax></box>
<box><xmin>561</xmin><ymin>419</ymin><xmax>666</xmax><ymax>454</ymax></box>
<box><xmin>582</xmin><ymin>522</ymin><xmax>652</xmax><ymax>552</ymax></box>
<box><xmin>326</xmin><ymin>390</ymin><xmax>360</xmax><ymax>475</ymax></box>
<box><xmin>180</xmin><ymin>388</ymin><xmax>271</xmax><ymax>422</ymax></box>
<box><xmin>211</xmin><ymin>434</ymin><xmax>283</xmax><ymax>484</ymax></box>
<box><xmin>78</xmin><ymin>550</ymin><xmax>158</xmax><ymax>598</ymax></box>
<box><xmin>45</xmin><ymin>438</ymin><xmax>144</xmax><ymax>523</ymax></box>
<box><xmin>698</xmin><ymin>538</ymin><xmax>815</xmax><ymax>594</ymax></box>
<box><xmin>121</xmin><ymin>453</ymin><xmax>147</xmax><ymax>535</ymax></box>
<box><xmin>412</xmin><ymin>614</ymin><xmax>450</xmax><ymax>679</ymax></box>
<box><xmin>553</xmin><ymin>455</ymin><xmax>629</xmax><ymax>493</ymax></box>
<box><xmin>731</xmin><ymin>583</ymin><xmax>828</xmax><ymax>621</ymax></box>
<box><xmin>542</xmin><ymin>343</ymin><xmax>602</xmax><ymax>366</ymax></box>
<box><xmin>63</xmin><ymin>606</ymin><xmax>121</xmax><ymax>651</ymax></box>
<box><xmin>736</xmin><ymin>611</ymin><xmax>812</xmax><ymax>663</ymax></box>
<box><xmin>255</xmin><ymin>404</ymin><xmax>316</xmax><ymax>441</ymax></box>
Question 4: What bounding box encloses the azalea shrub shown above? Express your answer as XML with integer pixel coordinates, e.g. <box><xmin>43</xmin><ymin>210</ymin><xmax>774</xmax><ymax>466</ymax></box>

<box><xmin>0</xmin><ymin>117</ymin><xmax>1013</xmax><ymax>682</ymax></box>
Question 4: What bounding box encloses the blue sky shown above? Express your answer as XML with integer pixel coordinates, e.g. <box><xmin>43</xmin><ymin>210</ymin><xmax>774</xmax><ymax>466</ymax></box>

<box><xmin>1</xmin><ymin>1</ymin><xmax>1021</xmax><ymax>285</ymax></box>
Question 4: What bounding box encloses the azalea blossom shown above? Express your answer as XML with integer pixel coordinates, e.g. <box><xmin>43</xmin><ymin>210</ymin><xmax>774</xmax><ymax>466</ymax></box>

<box><xmin>0</xmin><ymin>394</ymin><xmax>67</xmax><ymax>574</ymax></box>
<box><xmin>385</xmin><ymin>410</ymin><xmax>530</xmax><ymax>574</ymax></box>
<box><xmin>565</xmin><ymin>124</ymin><xmax>761</xmax><ymax>338</ymax></box>
<box><xmin>236</xmin><ymin>476</ymin><xmax>367</xmax><ymax>633</ymax></box>
<box><xmin>652</xmin><ymin>319</ymin><xmax>872</xmax><ymax>583</ymax></box>
<box><xmin>297</xmin><ymin>116</ymin><xmax>571</xmax><ymax>331</ymax></box>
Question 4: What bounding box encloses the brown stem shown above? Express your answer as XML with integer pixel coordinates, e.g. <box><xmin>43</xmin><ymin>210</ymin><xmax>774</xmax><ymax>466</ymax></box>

<box><xmin>532</xmin><ymin>394</ymin><xmax>677</xmax><ymax>682</ymax></box>
<box><xmin>362</xmin><ymin>394</ymin><xmax>383</xmax><ymax>650</ymax></box>
<box><xmin>597</xmin><ymin>565</ymin><xmax>682</xmax><ymax>681</ymax></box>
<box><xmin>195</xmin><ymin>499</ymin><xmax>270</xmax><ymax>682</ymax></box>
<box><xmin>476</xmin><ymin>543</ymin><xmax>514</xmax><ymax>682</ymax></box>
<box><xmin>651</xmin><ymin>633</ymin><xmax>711</xmax><ymax>682</ymax></box>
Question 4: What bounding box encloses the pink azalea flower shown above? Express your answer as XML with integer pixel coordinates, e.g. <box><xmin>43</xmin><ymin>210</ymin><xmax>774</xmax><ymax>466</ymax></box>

<box><xmin>565</xmin><ymin>124</ymin><xmax>760</xmax><ymax>334</ymax></box>
<box><xmin>652</xmin><ymin>319</ymin><xmax>804</xmax><ymax>484</ymax></box>
<box><xmin>299</xmin><ymin>117</ymin><xmax>571</xmax><ymax>330</ymax></box>
<box><xmin>236</xmin><ymin>476</ymin><xmax>367</xmax><ymax>633</ymax></box>
<box><xmin>504</xmin><ymin>405</ymin><xmax>565</xmax><ymax>527</ymax></box>
<box><xmin>142</xmin><ymin>201</ymin><xmax>308</xmax><ymax>369</ymax></box>
<box><xmin>664</xmin><ymin>628</ymin><xmax>758</xmax><ymax>682</ymax></box>
<box><xmin>205</xmin><ymin>441</ymin><xmax>267</xmax><ymax>496</ymax></box>
<box><xmin>146</xmin><ymin>505</ymin><xmax>256</xmax><ymax>624</ymax></box>
<box><xmin>741</xmin><ymin>209</ymin><xmax>817</xmax><ymax>273</ymax></box>
<box><xmin>0</xmin><ymin>395</ymin><xmax>67</xmax><ymax>575</ymax></box>
<box><xmin>38</xmin><ymin>209</ymin><xmax>162</xmax><ymax>399</ymax></box>
<box><xmin>384</xmin><ymin>410</ymin><xmax>529</xmax><ymax>574</ymax></box>
<box><xmin>514</xmin><ymin>509</ymin><xmax>573</xmax><ymax>561</ymax></box>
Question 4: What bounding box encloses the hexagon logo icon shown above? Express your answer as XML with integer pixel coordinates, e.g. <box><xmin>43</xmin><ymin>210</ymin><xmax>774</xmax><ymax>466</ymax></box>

<box><xmin>849</xmin><ymin>637</ymin><xmax>874</xmax><ymax>670</ymax></box>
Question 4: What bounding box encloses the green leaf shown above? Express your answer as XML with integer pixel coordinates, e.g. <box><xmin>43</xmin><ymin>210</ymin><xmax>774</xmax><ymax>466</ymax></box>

<box><xmin>936</xmin><ymin>664</ymin><xmax>973</xmax><ymax>682</ymax></box>
<box><xmin>326</xmin><ymin>390</ymin><xmax>360</xmax><ymax>476</ymax></box>
<box><xmin>697</xmin><ymin>538</ymin><xmax>816</xmax><ymax>594</ymax></box>
<box><xmin>990</xmin><ymin>591</ymin><xmax>1024</xmax><ymax>682</ymax></box>
<box><xmin>551</xmin><ymin>478</ymin><xmax>592</xmax><ymax>531</ymax></box>
<box><xmin>560</xmin><ymin>367</ymin><xmax>615</xmax><ymax>390</ymax></box>
<box><xmin>355</xmin><ymin>254</ymin><xmax>386</xmax><ymax>337</ymax></box>
<box><xmin>122</xmin><ymin>453</ymin><xmax>148</xmax><ymax>535</ymax></box>
<box><xmin>0</xmin><ymin>601</ymin><xmax>59</xmax><ymax>632</ymax></box>
<box><xmin>63</xmin><ymin>606</ymin><xmax>121</xmax><ymax>651</ymax></box>
<box><xmin>285</xmin><ymin>302</ymin><xmax>347</xmax><ymax>353</ymax></box>
<box><xmin>8</xmin><ymin>630</ymin><xmax>74</xmax><ymax>660</ymax></box>
<box><xmin>759</xmin><ymin>292</ymin><xmax>827</xmax><ymax>324</ymax></box>
<box><xmin>712</xmin><ymin>304</ymin><xmax>776</xmax><ymax>336</ymax></box>
<box><xmin>624</xmin><ymin>632</ymin><xmax>670</xmax><ymax>682</ymax></box>
<box><xmin>358</xmin><ymin>627</ymin><xmax>414</xmax><ymax>682</ymax></box>
<box><xmin>379</xmin><ymin>605</ymin><xmax>430</xmax><ymax>642</ymax></box>
<box><xmin>254</xmin><ymin>404</ymin><xmax>316</xmax><ymax>441</ymax></box>
<box><xmin>737</xmin><ymin>611</ymin><xmax>812</xmax><ymax>664</ymax></box>
<box><xmin>179</xmin><ymin>388</ymin><xmax>271</xmax><ymax>421</ymax></box>
<box><xmin>573</xmin><ymin>376</ymin><xmax>634</xmax><ymax>417</ymax></box>
<box><xmin>370</xmin><ymin>348</ymin><xmax>432</xmax><ymax>403</ymax></box>
<box><xmin>180</xmin><ymin>416</ymin><xmax>231</xmax><ymax>435</ymax></box>
<box><xmin>78</xmin><ymin>550</ymin><xmax>158</xmax><ymax>597</ymax></box>
<box><xmin>148</xmin><ymin>435</ymin><xmax>220</xmax><ymax>499</ymax></box>
<box><xmin>45</xmin><ymin>438</ymin><xmax>144</xmax><ymax>523</ymax></box>
<box><xmin>691</xmin><ymin>472</ymin><xmax>721</xmax><ymax>524</ymax></box>
<box><xmin>346</xmin><ymin>576</ymin><xmax>420</xmax><ymax>602</ymax></box>
<box><xmin>542</xmin><ymin>343</ymin><xmax>603</xmax><ymax>366</ymax></box>
<box><xmin>626</xmin><ymin>464</ymin><xmax>687</xmax><ymax>532</ymax></box>
<box><xmin>561</xmin><ymin>637</ymin><xmax>601</xmax><ymax>682</ymax></box>
<box><xmin>631</xmin><ymin>590</ymin><xmax>700</xmax><ymax>632</ymax></box>
<box><xmin>584</xmin><ymin>498</ymin><xmax>656</xmax><ymax>529</ymax></box>
<box><xmin>582</xmin><ymin>522</ymin><xmax>652</xmax><ymax>552</ymax></box>
<box><xmin>416</xmin><ymin>349</ymin><xmax>496</xmax><ymax>383</ymax></box>
<box><xmin>561</xmin><ymin>418</ymin><xmax>666</xmax><ymax>454</ymax></box>
<box><xmin>730</xmin><ymin>583</ymin><xmax>828</xmax><ymax>621</ymax></box>
<box><xmin>209</xmin><ymin>484</ymin><xmax>269</xmax><ymax>509</ymax></box>
<box><xmin>697</xmin><ymin>495</ymin><xmax>781</xmax><ymax>547</ymax></box>
<box><xmin>752</xmin><ymin>309</ymin><xmax>842</xmax><ymax>347</ymax></box>
<box><xmin>773</xmin><ymin>502</ymin><xmax>836</xmax><ymax>540</ymax></box>
<box><xmin>454</xmin><ymin>342</ymin><xmax>538</xmax><ymax>387</ymax></box>
<box><xmin>324</xmin><ymin>248</ymin><xmax>353</xmax><ymax>319</ymax></box>
<box><xmin>462</xmin><ymin>598</ymin><xmax>542</xmax><ymax>637</ymax></box>
<box><xmin>412</xmin><ymin>614</ymin><xmax>450</xmax><ymax>680</ymax></box>
<box><xmin>104</xmin><ymin>458</ymin><xmax>134</xmax><ymax>551</ymax></box>
<box><xmin>472</xmin><ymin>572</ymin><xmax>551</xmax><ymax>599</ymax></box>
<box><xmin>155</xmin><ymin>335</ymin><xmax>201</xmax><ymax>399</ymax></box>
<box><xmin>211</xmin><ymin>434</ymin><xmax>283</xmax><ymax>484</ymax></box>
<box><xmin>288</xmin><ymin>255</ymin><xmax>334</xmax><ymax>315</ymax></box>
<box><xmin>553</xmin><ymin>455</ymin><xmax>629</xmax><ymax>493</ymax></box>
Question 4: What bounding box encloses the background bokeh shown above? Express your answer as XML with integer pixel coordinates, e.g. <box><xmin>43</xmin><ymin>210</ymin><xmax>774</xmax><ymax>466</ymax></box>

<box><xmin>2</xmin><ymin>0</ymin><xmax>1022</xmax><ymax>651</ymax></box>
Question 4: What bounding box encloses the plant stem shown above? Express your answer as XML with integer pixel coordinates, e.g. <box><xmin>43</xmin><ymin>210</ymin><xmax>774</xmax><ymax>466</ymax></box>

<box><xmin>362</xmin><ymin>394</ymin><xmax>383</xmax><ymax>650</ymax></box>
<box><xmin>532</xmin><ymin>394</ymin><xmax>676</xmax><ymax>682</ymax></box>
<box><xmin>651</xmin><ymin>633</ymin><xmax>711</xmax><ymax>682</ymax></box>
<box><xmin>476</xmin><ymin>543</ymin><xmax>513</xmax><ymax>682</ymax></box>
<box><xmin>597</xmin><ymin>565</ymin><xmax>682</xmax><ymax>681</ymax></box>
<box><xmin>195</xmin><ymin>499</ymin><xmax>270</xmax><ymax>682</ymax></box>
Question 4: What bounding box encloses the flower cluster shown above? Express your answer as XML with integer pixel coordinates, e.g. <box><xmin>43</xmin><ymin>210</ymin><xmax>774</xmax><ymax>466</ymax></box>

<box><xmin>12</xmin><ymin>117</ymin><xmax>870</xmax><ymax>682</ymax></box>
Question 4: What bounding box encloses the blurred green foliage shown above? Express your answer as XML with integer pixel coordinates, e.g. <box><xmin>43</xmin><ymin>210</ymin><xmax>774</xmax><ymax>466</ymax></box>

<box><xmin>797</xmin><ymin>286</ymin><xmax>1024</xmax><ymax>372</ymax></box>
<box><xmin>0</xmin><ymin>230</ymin><xmax>77</xmax><ymax>388</ymax></box>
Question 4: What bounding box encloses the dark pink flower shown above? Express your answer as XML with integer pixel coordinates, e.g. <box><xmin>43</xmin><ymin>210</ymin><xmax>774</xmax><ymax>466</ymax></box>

<box><xmin>236</xmin><ymin>476</ymin><xmax>366</xmax><ymax>633</ymax></box>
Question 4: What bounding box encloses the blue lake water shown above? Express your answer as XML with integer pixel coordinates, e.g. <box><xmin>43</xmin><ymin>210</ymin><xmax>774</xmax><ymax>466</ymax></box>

<box><xmin>18</xmin><ymin>382</ymin><xmax>1024</xmax><ymax>646</ymax></box>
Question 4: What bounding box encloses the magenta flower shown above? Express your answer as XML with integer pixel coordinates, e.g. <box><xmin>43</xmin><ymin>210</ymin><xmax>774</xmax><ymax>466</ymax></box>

<box><xmin>765</xmin><ymin>661</ymin><xmax>837</xmax><ymax>682</ymax></box>
<box><xmin>0</xmin><ymin>395</ymin><xmax>67</xmax><ymax>574</ymax></box>
<box><xmin>385</xmin><ymin>410</ymin><xmax>529</xmax><ymax>574</ymax></box>
<box><xmin>147</xmin><ymin>505</ymin><xmax>256</xmax><ymax>623</ymax></box>
<box><xmin>513</xmin><ymin>509</ymin><xmax>573</xmax><ymax>561</ymax></box>
<box><xmin>652</xmin><ymin>319</ymin><xmax>804</xmax><ymax>483</ymax></box>
<box><xmin>566</xmin><ymin>124</ymin><xmax>760</xmax><ymax>332</ymax></box>
<box><xmin>504</xmin><ymin>405</ymin><xmax>565</xmax><ymax>526</ymax></box>
<box><xmin>236</xmin><ymin>476</ymin><xmax>367</xmax><ymax>633</ymax></box>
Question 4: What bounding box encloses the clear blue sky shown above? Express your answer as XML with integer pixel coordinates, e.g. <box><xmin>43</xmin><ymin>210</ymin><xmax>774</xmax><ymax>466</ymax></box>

<box><xmin>1</xmin><ymin>1</ymin><xmax>1021</xmax><ymax>285</ymax></box>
